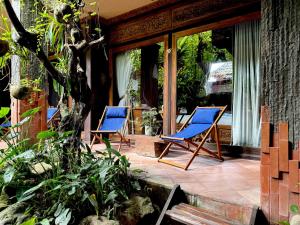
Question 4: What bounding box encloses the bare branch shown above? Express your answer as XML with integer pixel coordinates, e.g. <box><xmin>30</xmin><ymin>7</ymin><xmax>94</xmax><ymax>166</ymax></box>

<box><xmin>88</xmin><ymin>36</ymin><xmax>105</xmax><ymax>48</ymax></box>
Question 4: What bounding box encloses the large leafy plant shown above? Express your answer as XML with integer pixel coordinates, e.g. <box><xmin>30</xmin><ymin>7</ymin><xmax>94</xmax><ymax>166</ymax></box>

<box><xmin>0</xmin><ymin>107</ymin><xmax>140</xmax><ymax>224</ymax></box>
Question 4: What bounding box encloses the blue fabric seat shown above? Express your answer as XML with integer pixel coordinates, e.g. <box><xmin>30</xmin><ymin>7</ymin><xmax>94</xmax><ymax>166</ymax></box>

<box><xmin>91</xmin><ymin>106</ymin><xmax>130</xmax><ymax>151</ymax></box>
<box><xmin>158</xmin><ymin>106</ymin><xmax>227</xmax><ymax>170</ymax></box>
<box><xmin>47</xmin><ymin>108</ymin><xmax>58</xmax><ymax>121</ymax></box>
<box><xmin>0</xmin><ymin>121</ymin><xmax>11</xmax><ymax>128</ymax></box>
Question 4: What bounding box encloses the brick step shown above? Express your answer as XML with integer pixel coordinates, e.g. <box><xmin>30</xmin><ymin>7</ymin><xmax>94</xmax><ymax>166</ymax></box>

<box><xmin>166</xmin><ymin>203</ymin><xmax>236</xmax><ymax>225</ymax></box>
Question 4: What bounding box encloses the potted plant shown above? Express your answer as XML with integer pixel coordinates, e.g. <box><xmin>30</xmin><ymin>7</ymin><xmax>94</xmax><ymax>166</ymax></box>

<box><xmin>142</xmin><ymin>108</ymin><xmax>160</xmax><ymax>136</ymax></box>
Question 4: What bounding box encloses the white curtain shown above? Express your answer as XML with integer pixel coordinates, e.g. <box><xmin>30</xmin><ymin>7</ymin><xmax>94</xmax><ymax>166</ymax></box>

<box><xmin>232</xmin><ymin>20</ymin><xmax>261</xmax><ymax>147</ymax></box>
<box><xmin>116</xmin><ymin>52</ymin><xmax>132</xmax><ymax>106</ymax></box>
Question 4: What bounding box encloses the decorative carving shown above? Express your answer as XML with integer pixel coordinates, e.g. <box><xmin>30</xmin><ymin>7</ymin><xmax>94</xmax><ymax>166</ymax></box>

<box><xmin>172</xmin><ymin>0</ymin><xmax>259</xmax><ymax>28</ymax></box>
<box><xmin>110</xmin><ymin>11</ymin><xmax>172</xmax><ymax>44</ymax></box>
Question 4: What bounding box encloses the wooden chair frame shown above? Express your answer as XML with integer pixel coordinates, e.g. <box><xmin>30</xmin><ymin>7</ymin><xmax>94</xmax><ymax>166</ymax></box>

<box><xmin>47</xmin><ymin>108</ymin><xmax>60</xmax><ymax>128</ymax></box>
<box><xmin>158</xmin><ymin>106</ymin><xmax>227</xmax><ymax>170</ymax></box>
<box><xmin>90</xmin><ymin>106</ymin><xmax>131</xmax><ymax>151</ymax></box>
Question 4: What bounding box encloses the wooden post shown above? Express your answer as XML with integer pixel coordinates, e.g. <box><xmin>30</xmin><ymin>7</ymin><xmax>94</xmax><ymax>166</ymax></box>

<box><xmin>108</xmin><ymin>49</ymin><xmax>114</xmax><ymax>106</ymax></box>
<box><xmin>84</xmin><ymin>49</ymin><xmax>92</xmax><ymax>142</ymax></box>
<box><xmin>170</xmin><ymin>33</ymin><xmax>177</xmax><ymax>134</ymax></box>
<box><xmin>163</xmin><ymin>34</ymin><xmax>171</xmax><ymax>135</ymax></box>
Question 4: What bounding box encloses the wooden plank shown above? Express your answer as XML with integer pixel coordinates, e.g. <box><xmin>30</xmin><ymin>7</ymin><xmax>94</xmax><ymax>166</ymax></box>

<box><xmin>156</xmin><ymin>184</ymin><xmax>187</xmax><ymax>225</ymax></box>
<box><xmin>270</xmin><ymin>147</ymin><xmax>279</xmax><ymax>178</ymax></box>
<box><xmin>289</xmin><ymin>160</ymin><xmax>299</xmax><ymax>193</ymax></box>
<box><xmin>279</xmin><ymin>123</ymin><xmax>289</xmax><ymax>172</ymax></box>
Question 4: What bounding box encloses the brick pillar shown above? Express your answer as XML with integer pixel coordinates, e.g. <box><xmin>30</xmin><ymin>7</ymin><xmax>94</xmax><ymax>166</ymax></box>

<box><xmin>10</xmin><ymin>0</ymin><xmax>48</xmax><ymax>142</ymax></box>
<box><xmin>11</xmin><ymin>92</ymin><xmax>48</xmax><ymax>142</ymax></box>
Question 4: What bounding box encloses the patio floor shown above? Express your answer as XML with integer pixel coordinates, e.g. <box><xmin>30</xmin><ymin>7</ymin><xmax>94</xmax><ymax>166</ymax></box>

<box><xmin>92</xmin><ymin>141</ymin><xmax>260</xmax><ymax>207</ymax></box>
<box><xmin>0</xmin><ymin>139</ymin><xmax>260</xmax><ymax>207</ymax></box>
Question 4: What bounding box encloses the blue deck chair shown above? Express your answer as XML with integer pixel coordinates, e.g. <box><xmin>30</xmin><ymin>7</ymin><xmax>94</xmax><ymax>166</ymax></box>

<box><xmin>47</xmin><ymin>107</ymin><xmax>59</xmax><ymax>127</ymax></box>
<box><xmin>0</xmin><ymin>120</ymin><xmax>11</xmax><ymax>134</ymax></box>
<box><xmin>90</xmin><ymin>106</ymin><xmax>130</xmax><ymax>151</ymax></box>
<box><xmin>158</xmin><ymin>106</ymin><xmax>227</xmax><ymax>170</ymax></box>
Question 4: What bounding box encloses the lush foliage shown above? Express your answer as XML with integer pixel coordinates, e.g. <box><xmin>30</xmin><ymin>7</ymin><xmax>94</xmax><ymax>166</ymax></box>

<box><xmin>142</xmin><ymin>108</ymin><xmax>160</xmax><ymax>130</ymax></box>
<box><xmin>0</xmin><ymin>107</ymin><xmax>140</xmax><ymax>224</ymax></box>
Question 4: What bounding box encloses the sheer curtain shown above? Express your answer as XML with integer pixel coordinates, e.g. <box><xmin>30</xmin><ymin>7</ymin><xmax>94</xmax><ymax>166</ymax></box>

<box><xmin>232</xmin><ymin>20</ymin><xmax>261</xmax><ymax>147</ymax></box>
<box><xmin>116</xmin><ymin>52</ymin><xmax>132</xmax><ymax>106</ymax></box>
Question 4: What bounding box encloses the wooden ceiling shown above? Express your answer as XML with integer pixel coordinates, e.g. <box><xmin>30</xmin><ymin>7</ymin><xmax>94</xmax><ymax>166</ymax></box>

<box><xmin>82</xmin><ymin>0</ymin><xmax>158</xmax><ymax>19</ymax></box>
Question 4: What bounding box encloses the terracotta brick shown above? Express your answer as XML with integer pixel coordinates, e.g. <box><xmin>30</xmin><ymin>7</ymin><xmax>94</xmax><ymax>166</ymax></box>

<box><xmin>279</xmin><ymin>123</ymin><xmax>289</xmax><ymax>140</ymax></box>
<box><xmin>270</xmin><ymin>178</ymin><xmax>279</xmax><ymax>224</ymax></box>
<box><xmin>261</xmin><ymin>193</ymin><xmax>270</xmax><ymax>223</ymax></box>
<box><xmin>293</xmin><ymin>150</ymin><xmax>299</xmax><ymax>160</ymax></box>
<box><xmin>279</xmin><ymin>184</ymin><xmax>289</xmax><ymax>218</ymax></box>
<box><xmin>270</xmin><ymin>194</ymin><xmax>279</xmax><ymax>224</ymax></box>
<box><xmin>289</xmin><ymin>160</ymin><xmax>299</xmax><ymax>193</ymax></box>
<box><xmin>279</xmin><ymin>139</ymin><xmax>289</xmax><ymax>172</ymax></box>
<box><xmin>261</xmin><ymin>164</ymin><xmax>270</xmax><ymax>194</ymax></box>
<box><xmin>289</xmin><ymin>192</ymin><xmax>299</xmax><ymax>212</ymax></box>
<box><xmin>262</xmin><ymin>152</ymin><xmax>271</xmax><ymax>165</ymax></box>
<box><xmin>261</xmin><ymin>122</ymin><xmax>270</xmax><ymax>153</ymax></box>
<box><xmin>272</xmin><ymin>132</ymin><xmax>279</xmax><ymax>147</ymax></box>
<box><xmin>270</xmin><ymin>147</ymin><xmax>279</xmax><ymax>178</ymax></box>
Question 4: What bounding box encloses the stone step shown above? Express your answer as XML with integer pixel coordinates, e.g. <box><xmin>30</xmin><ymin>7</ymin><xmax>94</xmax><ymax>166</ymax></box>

<box><xmin>166</xmin><ymin>203</ymin><xmax>236</xmax><ymax>225</ymax></box>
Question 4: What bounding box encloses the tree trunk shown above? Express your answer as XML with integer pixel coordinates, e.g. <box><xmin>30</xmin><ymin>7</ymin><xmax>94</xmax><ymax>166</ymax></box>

<box><xmin>261</xmin><ymin>0</ymin><xmax>300</xmax><ymax>147</ymax></box>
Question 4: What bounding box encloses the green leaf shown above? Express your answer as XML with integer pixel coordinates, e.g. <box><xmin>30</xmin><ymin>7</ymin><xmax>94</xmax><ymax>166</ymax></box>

<box><xmin>54</xmin><ymin>203</ymin><xmax>64</xmax><ymax>217</ymax></box>
<box><xmin>68</xmin><ymin>186</ymin><xmax>76</xmax><ymax>195</ymax></box>
<box><xmin>14</xmin><ymin>149</ymin><xmax>35</xmax><ymax>160</ymax></box>
<box><xmin>40</xmin><ymin>219</ymin><xmax>50</xmax><ymax>225</ymax></box>
<box><xmin>55</xmin><ymin>208</ymin><xmax>71</xmax><ymax>225</ymax></box>
<box><xmin>18</xmin><ymin>193</ymin><xmax>35</xmax><ymax>202</ymax></box>
<box><xmin>21</xmin><ymin>107</ymin><xmax>40</xmax><ymax>118</ymax></box>
<box><xmin>3</xmin><ymin>166</ymin><xmax>15</xmax><ymax>183</ymax></box>
<box><xmin>290</xmin><ymin>204</ymin><xmax>299</xmax><ymax>213</ymax></box>
<box><xmin>20</xmin><ymin>217</ymin><xmax>37</xmax><ymax>225</ymax></box>
<box><xmin>88</xmin><ymin>194</ymin><xmax>98</xmax><ymax>215</ymax></box>
<box><xmin>37</xmin><ymin>130</ymin><xmax>58</xmax><ymax>139</ymax></box>
<box><xmin>105</xmin><ymin>190</ymin><xmax>118</xmax><ymax>204</ymax></box>
<box><xmin>89</xmin><ymin>1</ymin><xmax>97</xmax><ymax>6</ymax></box>
<box><xmin>0</xmin><ymin>107</ymin><xmax>10</xmax><ymax>118</ymax></box>
<box><xmin>90</xmin><ymin>12</ymin><xmax>97</xmax><ymax>17</ymax></box>
<box><xmin>278</xmin><ymin>221</ymin><xmax>290</xmax><ymax>225</ymax></box>
<box><xmin>22</xmin><ymin>181</ymin><xmax>45</xmax><ymax>197</ymax></box>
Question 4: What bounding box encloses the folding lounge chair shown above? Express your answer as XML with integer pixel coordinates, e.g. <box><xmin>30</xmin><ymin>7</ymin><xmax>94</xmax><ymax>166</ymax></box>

<box><xmin>90</xmin><ymin>106</ymin><xmax>130</xmax><ymax>151</ymax></box>
<box><xmin>0</xmin><ymin>120</ymin><xmax>11</xmax><ymax>134</ymax></box>
<box><xmin>158</xmin><ymin>106</ymin><xmax>227</xmax><ymax>170</ymax></box>
<box><xmin>47</xmin><ymin>107</ymin><xmax>60</xmax><ymax>128</ymax></box>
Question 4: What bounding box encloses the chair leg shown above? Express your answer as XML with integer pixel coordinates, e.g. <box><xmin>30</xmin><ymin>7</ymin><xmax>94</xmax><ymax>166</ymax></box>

<box><xmin>214</xmin><ymin>125</ymin><xmax>223</xmax><ymax>159</ymax></box>
<box><xmin>90</xmin><ymin>135</ymin><xmax>97</xmax><ymax>150</ymax></box>
<box><xmin>184</xmin><ymin>138</ymin><xmax>207</xmax><ymax>170</ymax></box>
<box><xmin>158</xmin><ymin>142</ymin><xmax>172</xmax><ymax>160</ymax></box>
<box><xmin>118</xmin><ymin>137</ymin><xmax>123</xmax><ymax>152</ymax></box>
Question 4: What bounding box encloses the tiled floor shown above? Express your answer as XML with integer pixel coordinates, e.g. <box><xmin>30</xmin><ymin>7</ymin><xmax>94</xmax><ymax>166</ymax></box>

<box><xmin>92</xmin><ymin>142</ymin><xmax>261</xmax><ymax>207</ymax></box>
<box><xmin>0</xmin><ymin>139</ymin><xmax>260</xmax><ymax>207</ymax></box>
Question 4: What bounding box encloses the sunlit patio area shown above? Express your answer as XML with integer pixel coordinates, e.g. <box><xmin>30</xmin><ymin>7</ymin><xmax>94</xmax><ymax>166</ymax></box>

<box><xmin>92</xmin><ymin>141</ymin><xmax>260</xmax><ymax>207</ymax></box>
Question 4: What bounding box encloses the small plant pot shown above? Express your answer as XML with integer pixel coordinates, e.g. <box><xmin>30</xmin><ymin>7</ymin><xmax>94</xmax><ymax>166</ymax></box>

<box><xmin>144</xmin><ymin>126</ymin><xmax>153</xmax><ymax>136</ymax></box>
